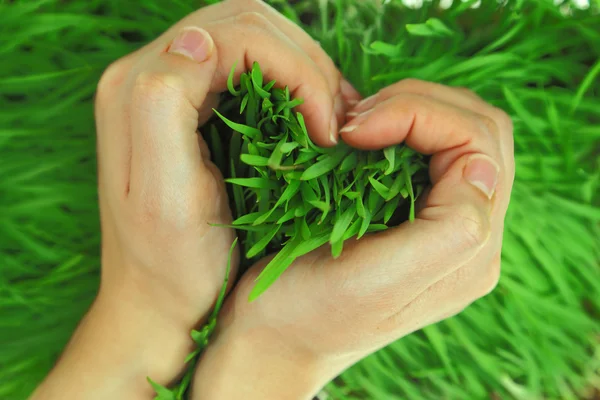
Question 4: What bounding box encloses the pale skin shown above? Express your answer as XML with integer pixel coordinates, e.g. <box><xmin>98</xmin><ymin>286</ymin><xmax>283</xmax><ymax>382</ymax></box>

<box><xmin>31</xmin><ymin>1</ymin><xmax>515</xmax><ymax>399</ymax></box>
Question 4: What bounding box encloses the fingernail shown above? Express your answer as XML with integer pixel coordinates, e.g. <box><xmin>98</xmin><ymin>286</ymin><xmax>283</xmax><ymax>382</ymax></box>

<box><xmin>340</xmin><ymin>79</ymin><xmax>361</xmax><ymax>101</ymax></box>
<box><xmin>329</xmin><ymin>113</ymin><xmax>338</xmax><ymax>144</ymax></box>
<box><xmin>354</xmin><ymin>94</ymin><xmax>378</xmax><ymax>111</ymax></box>
<box><xmin>464</xmin><ymin>154</ymin><xmax>500</xmax><ymax>199</ymax></box>
<box><xmin>340</xmin><ymin>109</ymin><xmax>372</xmax><ymax>133</ymax></box>
<box><xmin>168</xmin><ymin>27</ymin><xmax>214</xmax><ymax>62</ymax></box>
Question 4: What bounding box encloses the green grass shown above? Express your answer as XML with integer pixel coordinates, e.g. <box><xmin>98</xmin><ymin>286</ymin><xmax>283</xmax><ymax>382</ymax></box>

<box><xmin>0</xmin><ymin>0</ymin><xmax>599</xmax><ymax>399</ymax></box>
<box><xmin>207</xmin><ymin>62</ymin><xmax>428</xmax><ymax>300</ymax></box>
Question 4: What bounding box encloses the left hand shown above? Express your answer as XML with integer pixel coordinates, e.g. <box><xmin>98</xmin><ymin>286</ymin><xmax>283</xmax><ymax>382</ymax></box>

<box><xmin>95</xmin><ymin>0</ymin><xmax>360</xmax><ymax>337</ymax></box>
<box><xmin>32</xmin><ymin>1</ymin><xmax>359</xmax><ymax>398</ymax></box>
<box><xmin>93</xmin><ymin>0</ymin><xmax>357</xmax><ymax>381</ymax></box>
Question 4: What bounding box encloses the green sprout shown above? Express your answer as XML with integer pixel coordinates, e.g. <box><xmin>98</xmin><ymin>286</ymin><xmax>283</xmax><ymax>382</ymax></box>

<box><xmin>206</xmin><ymin>61</ymin><xmax>429</xmax><ymax>300</ymax></box>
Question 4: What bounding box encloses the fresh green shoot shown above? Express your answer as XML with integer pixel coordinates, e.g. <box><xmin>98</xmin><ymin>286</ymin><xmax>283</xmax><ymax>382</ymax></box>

<box><xmin>205</xmin><ymin>61</ymin><xmax>429</xmax><ymax>301</ymax></box>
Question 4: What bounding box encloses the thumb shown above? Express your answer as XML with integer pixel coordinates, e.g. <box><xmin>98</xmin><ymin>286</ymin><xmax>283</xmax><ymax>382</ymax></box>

<box><xmin>329</xmin><ymin>94</ymin><xmax>503</xmax><ymax>300</ymax></box>
<box><xmin>417</xmin><ymin>152</ymin><xmax>497</xmax><ymax>254</ymax></box>
<box><xmin>128</xmin><ymin>27</ymin><xmax>219</xmax><ymax>202</ymax></box>
<box><xmin>329</xmin><ymin>153</ymin><xmax>496</xmax><ymax>308</ymax></box>
<box><xmin>166</xmin><ymin>27</ymin><xmax>221</xmax><ymax>125</ymax></box>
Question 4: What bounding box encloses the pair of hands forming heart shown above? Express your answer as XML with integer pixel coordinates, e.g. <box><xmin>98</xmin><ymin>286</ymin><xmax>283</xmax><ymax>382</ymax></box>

<box><xmin>32</xmin><ymin>1</ymin><xmax>514</xmax><ymax>399</ymax></box>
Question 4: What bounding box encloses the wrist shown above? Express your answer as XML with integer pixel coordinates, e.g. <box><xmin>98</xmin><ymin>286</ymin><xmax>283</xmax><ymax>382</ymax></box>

<box><xmin>192</xmin><ymin>321</ymin><xmax>334</xmax><ymax>400</ymax></box>
<box><xmin>101</xmin><ymin>257</ymin><xmax>217</xmax><ymax>332</ymax></box>
<box><xmin>93</xmin><ymin>285</ymin><xmax>196</xmax><ymax>381</ymax></box>
<box><xmin>32</xmin><ymin>287</ymin><xmax>196</xmax><ymax>400</ymax></box>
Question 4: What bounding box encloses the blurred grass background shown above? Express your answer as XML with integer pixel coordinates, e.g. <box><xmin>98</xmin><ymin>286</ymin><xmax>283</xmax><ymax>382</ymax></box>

<box><xmin>0</xmin><ymin>0</ymin><xmax>599</xmax><ymax>399</ymax></box>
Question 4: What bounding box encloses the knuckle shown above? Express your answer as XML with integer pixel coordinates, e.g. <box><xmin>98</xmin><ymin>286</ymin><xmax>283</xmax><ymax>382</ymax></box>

<box><xmin>235</xmin><ymin>11</ymin><xmax>271</xmax><ymax>29</ymax></box>
<box><xmin>398</xmin><ymin>78</ymin><xmax>424</xmax><ymax>88</ymax></box>
<box><xmin>384</xmin><ymin>92</ymin><xmax>419</xmax><ymax>108</ymax></box>
<box><xmin>478</xmin><ymin>114</ymin><xmax>500</xmax><ymax>137</ymax></box>
<box><xmin>131</xmin><ymin>71</ymin><xmax>185</xmax><ymax>111</ymax></box>
<box><xmin>96</xmin><ymin>58</ymin><xmax>129</xmax><ymax>103</ymax></box>
<box><xmin>229</xmin><ymin>0</ymin><xmax>265</xmax><ymax>7</ymax></box>
<box><xmin>456</xmin><ymin>86</ymin><xmax>478</xmax><ymax>98</ymax></box>
<box><xmin>491</xmin><ymin>108</ymin><xmax>515</xmax><ymax>180</ymax></box>
<box><xmin>133</xmin><ymin>71</ymin><xmax>185</xmax><ymax>98</ymax></box>
<box><xmin>452</xmin><ymin>204</ymin><xmax>490</xmax><ymax>250</ymax></box>
<box><xmin>380</xmin><ymin>78</ymin><xmax>422</xmax><ymax>98</ymax></box>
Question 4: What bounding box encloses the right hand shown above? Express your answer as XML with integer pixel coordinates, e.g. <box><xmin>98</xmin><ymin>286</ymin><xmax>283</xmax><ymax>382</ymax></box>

<box><xmin>192</xmin><ymin>79</ymin><xmax>515</xmax><ymax>400</ymax></box>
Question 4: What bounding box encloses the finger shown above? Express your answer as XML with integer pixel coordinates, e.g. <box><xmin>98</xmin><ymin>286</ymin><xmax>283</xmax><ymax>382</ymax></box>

<box><xmin>340</xmin><ymin>94</ymin><xmax>503</xmax><ymax>184</ymax></box>
<box><xmin>227</xmin><ymin>1</ymin><xmax>361</xmax><ymax>126</ymax></box>
<box><xmin>159</xmin><ymin>0</ymin><xmax>342</xmax><ymax>96</ymax></box>
<box><xmin>127</xmin><ymin>28</ymin><xmax>219</xmax><ymax>212</ymax></box>
<box><xmin>347</xmin><ymin>79</ymin><xmax>514</xmax><ymax>198</ymax></box>
<box><xmin>368</xmin><ymin>80</ymin><xmax>513</xmax><ymax>252</ymax></box>
<box><xmin>345</xmin><ymin>80</ymin><xmax>513</xmax><ymax>265</ymax></box>
<box><xmin>341</xmin><ymin>92</ymin><xmax>510</xmax><ymax>227</ymax></box>
<box><xmin>340</xmin><ymin>78</ymin><xmax>362</xmax><ymax>106</ymax></box>
<box><xmin>329</xmin><ymin>96</ymin><xmax>504</xmax><ymax>298</ymax></box>
<box><xmin>340</xmin><ymin>93</ymin><xmax>507</xmax><ymax>251</ymax></box>
<box><xmin>203</xmin><ymin>15</ymin><xmax>337</xmax><ymax>146</ymax></box>
<box><xmin>137</xmin><ymin>9</ymin><xmax>340</xmax><ymax>146</ymax></box>
<box><xmin>223</xmin><ymin>1</ymin><xmax>342</xmax><ymax>92</ymax></box>
<box><xmin>348</xmin><ymin>79</ymin><xmax>486</xmax><ymax>118</ymax></box>
<box><xmin>333</xmin><ymin>153</ymin><xmax>496</xmax><ymax>305</ymax></box>
<box><xmin>177</xmin><ymin>0</ymin><xmax>354</xmax><ymax>138</ymax></box>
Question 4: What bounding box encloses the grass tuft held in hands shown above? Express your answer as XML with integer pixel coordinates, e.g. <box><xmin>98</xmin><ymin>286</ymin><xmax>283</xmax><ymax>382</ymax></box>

<box><xmin>150</xmin><ymin>60</ymin><xmax>429</xmax><ymax>398</ymax></box>
<box><xmin>206</xmin><ymin>62</ymin><xmax>429</xmax><ymax>300</ymax></box>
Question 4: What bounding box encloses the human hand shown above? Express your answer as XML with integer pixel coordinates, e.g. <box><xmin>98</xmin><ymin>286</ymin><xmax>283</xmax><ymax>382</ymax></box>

<box><xmin>96</xmin><ymin>0</ymin><xmax>359</xmax><ymax>327</ymax></box>
<box><xmin>32</xmin><ymin>1</ymin><xmax>358</xmax><ymax>399</ymax></box>
<box><xmin>192</xmin><ymin>79</ymin><xmax>514</xmax><ymax>400</ymax></box>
